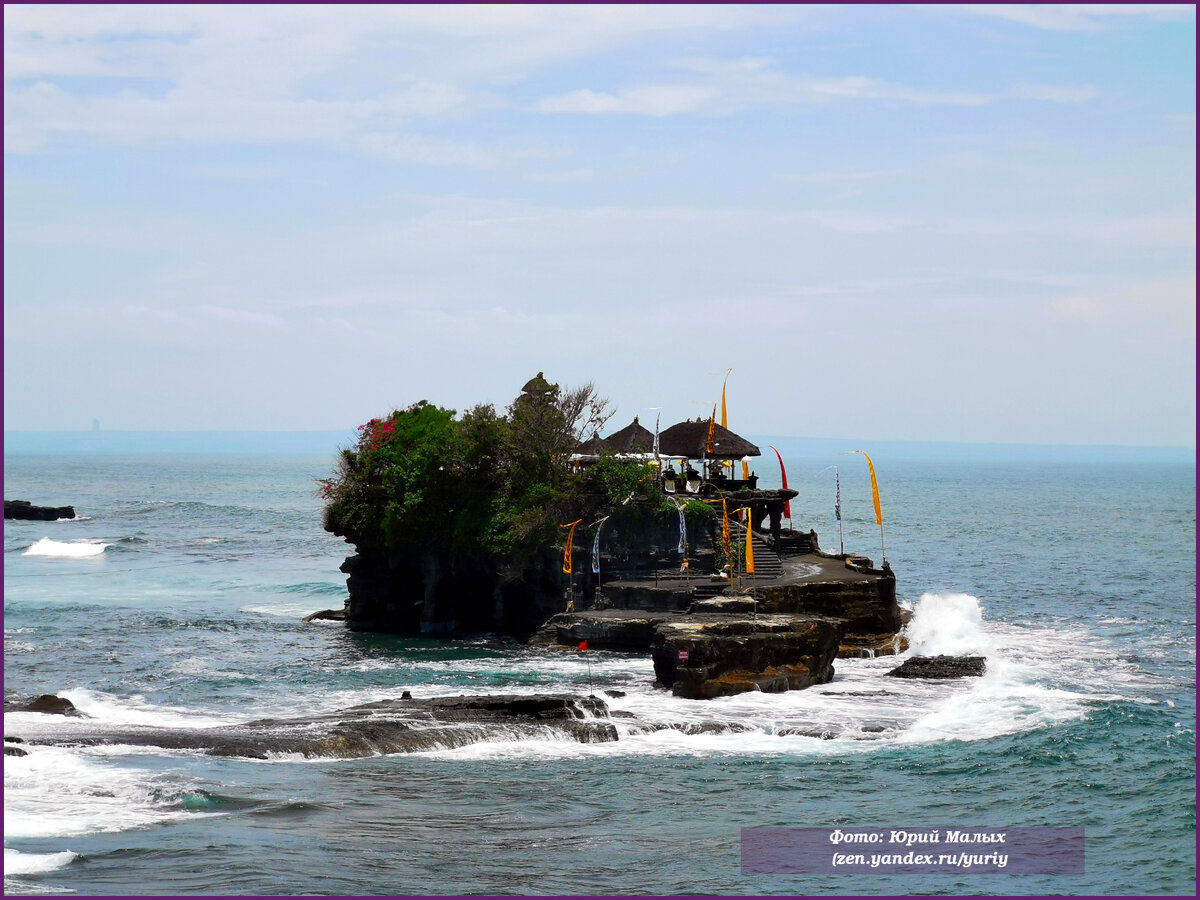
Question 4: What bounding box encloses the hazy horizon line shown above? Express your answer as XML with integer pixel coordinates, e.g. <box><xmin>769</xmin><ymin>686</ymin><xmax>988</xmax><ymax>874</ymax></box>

<box><xmin>3</xmin><ymin>428</ymin><xmax>1194</xmax><ymax>456</ymax></box>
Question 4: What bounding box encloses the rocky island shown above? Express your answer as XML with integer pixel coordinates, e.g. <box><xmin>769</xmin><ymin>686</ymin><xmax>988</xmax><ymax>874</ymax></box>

<box><xmin>322</xmin><ymin>374</ymin><xmax>906</xmax><ymax>700</ymax></box>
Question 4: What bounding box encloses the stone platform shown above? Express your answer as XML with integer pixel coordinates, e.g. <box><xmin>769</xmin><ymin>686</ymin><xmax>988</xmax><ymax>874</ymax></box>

<box><xmin>529</xmin><ymin>550</ymin><xmax>907</xmax><ymax>699</ymax></box>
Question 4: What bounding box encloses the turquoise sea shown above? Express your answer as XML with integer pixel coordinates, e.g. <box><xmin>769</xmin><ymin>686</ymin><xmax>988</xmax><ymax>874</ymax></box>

<box><xmin>3</xmin><ymin>447</ymin><xmax>1195</xmax><ymax>895</ymax></box>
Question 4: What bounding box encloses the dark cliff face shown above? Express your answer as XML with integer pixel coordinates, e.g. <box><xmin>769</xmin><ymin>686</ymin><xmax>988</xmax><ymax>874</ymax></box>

<box><xmin>334</xmin><ymin>501</ymin><xmax>712</xmax><ymax>638</ymax></box>
<box><xmin>339</xmin><ymin>544</ymin><xmax>568</xmax><ymax>637</ymax></box>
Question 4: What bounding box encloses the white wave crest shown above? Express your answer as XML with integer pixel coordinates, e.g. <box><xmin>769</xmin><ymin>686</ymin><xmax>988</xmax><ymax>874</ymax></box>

<box><xmin>241</xmin><ymin>602</ymin><xmax>328</xmax><ymax>619</ymax></box>
<box><xmin>905</xmin><ymin>592</ymin><xmax>994</xmax><ymax>656</ymax></box>
<box><xmin>3</xmin><ymin>689</ymin><xmax>241</xmax><ymax>736</ymax></box>
<box><xmin>3</xmin><ymin>848</ymin><xmax>78</xmax><ymax>875</ymax></box>
<box><xmin>55</xmin><ymin>689</ymin><xmax>243</xmax><ymax>729</ymax></box>
<box><xmin>2</xmin><ymin>746</ymin><xmax>214</xmax><ymax>841</ymax></box>
<box><xmin>22</xmin><ymin>538</ymin><xmax>109</xmax><ymax>558</ymax></box>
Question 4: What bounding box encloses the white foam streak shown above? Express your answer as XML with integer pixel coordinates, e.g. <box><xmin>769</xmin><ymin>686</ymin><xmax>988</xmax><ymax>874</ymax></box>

<box><xmin>241</xmin><ymin>602</ymin><xmax>325</xmax><ymax>618</ymax></box>
<box><xmin>55</xmin><ymin>688</ymin><xmax>242</xmax><ymax>729</ymax></box>
<box><xmin>2</xmin><ymin>746</ymin><xmax>208</xmax><ymax>840</ymax></box>
<box><xmin>22</xmin><ymin>537</ymin><xmax>109</xmax><ymax>558</ymax></box>
<box><xmin>3</xmin><ymin>848</ymin><xmax>78</xmax><ymax>875</ymax></box>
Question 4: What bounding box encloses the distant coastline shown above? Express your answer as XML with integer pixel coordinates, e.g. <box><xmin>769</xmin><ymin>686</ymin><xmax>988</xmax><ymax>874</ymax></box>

<box><xmin>2</xmin><ymin>429</ymin><xmax>1194</xmax><ymax>463</ymax></box>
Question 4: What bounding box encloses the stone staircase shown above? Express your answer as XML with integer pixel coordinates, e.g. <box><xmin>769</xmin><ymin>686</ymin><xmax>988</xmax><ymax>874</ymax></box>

<box><xmin>772</xmin><ymin>529</ymin><xmax>817</xmax><ymax>557</ymax></box>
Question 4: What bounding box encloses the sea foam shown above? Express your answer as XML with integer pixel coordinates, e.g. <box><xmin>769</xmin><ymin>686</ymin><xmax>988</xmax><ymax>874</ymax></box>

<box><xmin>22</xmin><ymin>538</ymin><xmax>109</xmax><ymax>558</ymax></box>
<box><xmin>3</xmin><ymin>848</ymin><xmax>78</xmax><ymax>875</ymax></box>
<box><xmin>2</xmin><ymin>745</ymin><xmax>213</xmax><ymax>841</ymax></box>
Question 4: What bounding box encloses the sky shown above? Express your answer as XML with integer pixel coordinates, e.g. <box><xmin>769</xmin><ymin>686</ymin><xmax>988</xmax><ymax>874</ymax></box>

<box><xmin>4</xmin><ymin>4</ymin><xmax>1195</xmax><ymax>447</ymax></box>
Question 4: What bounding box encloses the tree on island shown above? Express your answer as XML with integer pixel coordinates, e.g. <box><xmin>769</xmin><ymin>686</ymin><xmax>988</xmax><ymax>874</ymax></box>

<box><xmin>320</xmin><ymin>375</ymin><xmax>667</xmax><ymax>562</ymax></box>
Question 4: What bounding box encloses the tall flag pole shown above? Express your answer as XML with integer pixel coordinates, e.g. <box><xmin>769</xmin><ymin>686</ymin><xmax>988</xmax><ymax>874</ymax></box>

<box><xmin>720</xmin><ymin>496</ymin><xmax>732</xmax><ymax>580</ymax></box>
<box><xmin>834</xmin><ymin>466</ymin><xmax>844</xmax><ymax>556</ymax></box>
<box><xmin>577</xmin><ymin>640</ymin><xmax>593</xmax><ymax>696</ymax></box>
<box><xmin>768</xmin><ymin>446</ymin><xmax>791</xmax><ymax>520</ymax></box>
<box><xmin>853</xmin><ymin>450</ymin><xmax>886</xmax><ymax>565</ymax></box>
<box><xmin>744</xmin><ymin>508</ymin><xmax>755</xmax><ymax>576</ymax></box>
<box><xmin>722</xmin><ymin>369</ymin><xmax>739</xmax><ymax>474</ymax></box>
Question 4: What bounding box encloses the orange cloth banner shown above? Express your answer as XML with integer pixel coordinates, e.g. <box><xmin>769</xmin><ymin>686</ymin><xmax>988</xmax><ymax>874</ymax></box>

<box><xmin>561</xmin><ymin>519</ymin><xmax>582</xmax><ymax>573</ymax></box>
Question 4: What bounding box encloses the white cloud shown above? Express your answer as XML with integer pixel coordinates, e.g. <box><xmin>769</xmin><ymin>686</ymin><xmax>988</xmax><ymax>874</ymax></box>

<box><xmin>536</xmin><ymin>85</ymin><xmax>715</xmax><ymax>115</ymax></box>
<box><xmin>3</xmin><ymin>5</ymin><xmax>783</xmax><ymax>153</ymax></box>
<box><xmin>950</xmin><ymin>4</ymin><xmax>1195</xmax><ymax>32</ymax></box>
<box><xmin>357</xmin><ymin>132</ymin><xmax>497</xmax><ymax>168</ymax></box>
<box><xmin>535</xmin><ymin>60</ymin><xmax>1106</xmax><ymax>116</ymax></box>
<box><xmin>1006</xmin><ymin>83</ymin><xmax>1100</xmax><ymax>103</ymax></box>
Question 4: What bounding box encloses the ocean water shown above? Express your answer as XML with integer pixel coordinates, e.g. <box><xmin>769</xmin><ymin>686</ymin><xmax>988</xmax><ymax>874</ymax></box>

<box><xmin>3</xmin><ymin>450</ymin><xmax>1195</xmax><ymax>896</ymax></box>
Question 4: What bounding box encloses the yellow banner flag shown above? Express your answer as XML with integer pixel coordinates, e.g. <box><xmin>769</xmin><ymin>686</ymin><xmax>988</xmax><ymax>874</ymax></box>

<box><xmin>561</xmin><ymin>519</ymin><xmax>582</xmax><ymax>573</ymax></box>
<box><xmin>744</xmin><ymin>509</ymin><xmax>755</xmax><ymax>574</ymax></box>
<box><xmin>706</xmin><ymin>406</ymin><xmax>717</xmax><ymax>455</ymax></box>
<box><xmin>856</xmin><ymin>450</ymin><xmax>883</xmax><ymax>526</ymax></box>
<box><xmin>720</xmin><ymin>369</ymin><xmax>730</xmax><ymax>428</ymax></box>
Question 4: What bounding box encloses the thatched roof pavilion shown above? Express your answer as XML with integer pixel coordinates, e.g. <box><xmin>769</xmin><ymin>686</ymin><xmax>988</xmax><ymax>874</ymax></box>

<box><xmin>603</xmin><ymin>416</ymin><xmax>655</xmax><ymax>454</ymax></box>
<box><xmin>575</xmin><ymin>434</ymin><xmax>608</xmax><ymax>455</ymax></box>
<box><xmin>658</xmin><ymin>419</ymin><xmax>760</xmax><ymax>459</ymax></box>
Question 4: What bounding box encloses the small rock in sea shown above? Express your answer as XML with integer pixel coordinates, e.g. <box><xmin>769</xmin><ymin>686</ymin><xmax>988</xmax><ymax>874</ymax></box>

<box><xmin>885</xmin><ymin>655</ymin><xmax>986</xmax><ymax>679</ymax></box>
<box><xmin>5</xmin><ymin>745</ymin><xmax>29</xmax><ymax>757</ymax></box>
<box><xmin>401</xmin><ymin>691</ymin><xmax>413</xmax><ymax>700</ymax></box>
<box><xmin>21</xmin><ymin>694</ymin><xmax>85</xmax><ymax>716</ymax></box>
<box><xmin>603</xmin><ymin>689</ymin><xmax>626</xmax><ymax>698</ymax></box>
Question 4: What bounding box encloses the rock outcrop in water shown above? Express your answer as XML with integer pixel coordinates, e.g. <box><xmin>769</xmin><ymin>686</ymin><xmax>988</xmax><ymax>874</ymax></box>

<box><xmin>5</xmin><ymin>500</ymin><xmax>76</xmax><ymax>521</ymax></box>
<box><xmin>5</xmin><ymin>694</ymin><xmax>616</xmax><ymax>759</ymax></box>
<box><xmin>7</xmin><ymin>694</ymin><xmax>86</xmax><ymax>716</ymax></box>
<box><xmin>886</xmin><ymin>655</ymin><xmax>986</xmax><ymax>678</ymax></box>
<box><xmin>651</xmin><ymin>617</ymin><xmax>841</xmax><ymax>699</ymax></box>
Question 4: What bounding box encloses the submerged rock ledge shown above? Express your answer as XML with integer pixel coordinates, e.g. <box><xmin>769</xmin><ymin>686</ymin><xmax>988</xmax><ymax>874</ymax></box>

<box><xmin>6</xmin><ymin>694</ymin><xmax>616</xmax><ymax>759</ymax></box>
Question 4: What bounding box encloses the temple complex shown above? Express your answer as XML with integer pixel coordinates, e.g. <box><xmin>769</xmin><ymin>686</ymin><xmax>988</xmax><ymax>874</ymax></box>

<box><xmin>327</xmin><ymin>372</ymin><xmax>906</xmax><ymax>700</ymax></box>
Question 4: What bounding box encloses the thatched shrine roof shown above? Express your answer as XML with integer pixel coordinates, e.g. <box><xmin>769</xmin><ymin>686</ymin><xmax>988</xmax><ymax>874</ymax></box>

<box><xmin>603</xmin><ymin>416</ymin><xmax>655</xmax><ymax>454</ymax></box>
<box><xmin>658</xmin><ymin>419</ymin><xmax>760</xmax><ymax>459</ymax></box>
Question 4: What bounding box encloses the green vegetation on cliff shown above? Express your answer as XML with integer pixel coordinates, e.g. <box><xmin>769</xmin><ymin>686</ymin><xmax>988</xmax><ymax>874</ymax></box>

<box><xmin>320</xmin><ymin>377</ymin><xmax>690</xmax><ymax>558</ymax></box>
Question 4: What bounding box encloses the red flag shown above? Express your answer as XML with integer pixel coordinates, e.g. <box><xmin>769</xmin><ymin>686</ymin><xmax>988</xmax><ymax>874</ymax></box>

<box><xmin>577</xmin><ymin>640</ymin><xmax>588</xmax><ymax>651</ymax></box>
<box><xmin>769</xmin><ymin>446</ymin><xmax>791</xmax><ymax>519</ymax></box>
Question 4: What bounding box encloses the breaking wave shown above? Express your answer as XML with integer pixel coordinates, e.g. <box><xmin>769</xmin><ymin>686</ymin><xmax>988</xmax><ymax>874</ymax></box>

<box><xmin>22</xmin><ymin>538</ymin><xmax>109</xmax><ymax>558</ymax></box>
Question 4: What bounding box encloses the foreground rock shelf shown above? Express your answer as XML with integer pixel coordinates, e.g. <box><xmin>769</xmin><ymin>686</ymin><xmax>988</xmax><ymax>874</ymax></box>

<box><xmin>4</xmin><ymin>693</ymin><xmax>617</xmax><ymax>759</ymax></box>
